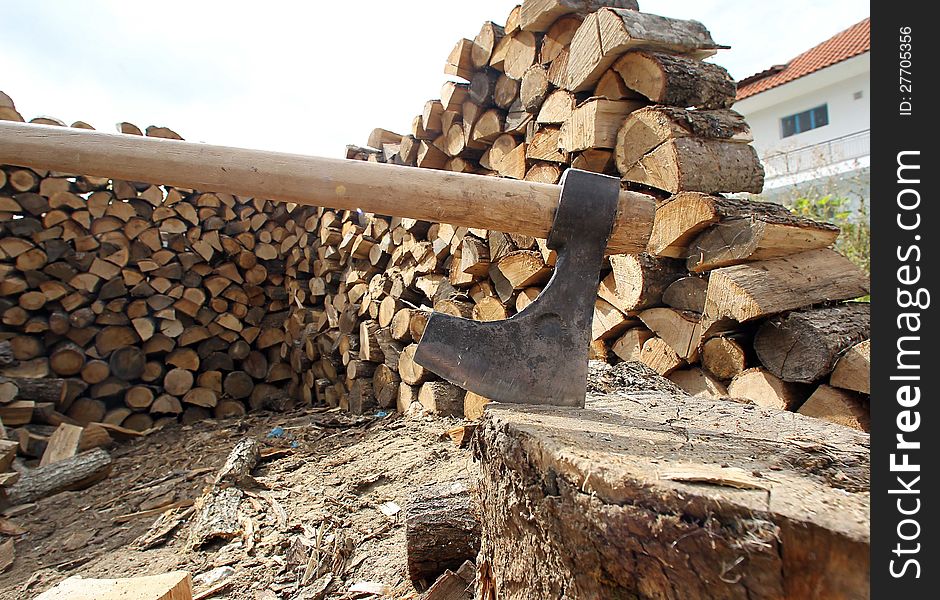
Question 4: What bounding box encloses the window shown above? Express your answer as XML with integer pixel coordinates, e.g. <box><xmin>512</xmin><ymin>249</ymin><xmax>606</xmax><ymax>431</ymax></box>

<box><xmin>781</xmin><ymin>104</ymin><xmax>829</xmax><ymax>138</ymax></box>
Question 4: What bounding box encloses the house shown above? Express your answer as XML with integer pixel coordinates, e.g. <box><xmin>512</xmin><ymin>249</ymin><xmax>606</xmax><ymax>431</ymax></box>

<box><xmin>734</xmin><ymin>18</ymin><xmax>870</xmax><ymax>206</ymax></box>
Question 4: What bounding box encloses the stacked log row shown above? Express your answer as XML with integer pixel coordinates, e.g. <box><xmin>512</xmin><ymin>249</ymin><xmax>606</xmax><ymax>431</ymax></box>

<box><xmin>1</xmin><ymin>97</ymin><xmax>297</xmax><ymax>437</ymax></box>
<box><xmin>334</xmin><ymin>0</ymin><xmax>870</xmax><ymax>430</ymax></box>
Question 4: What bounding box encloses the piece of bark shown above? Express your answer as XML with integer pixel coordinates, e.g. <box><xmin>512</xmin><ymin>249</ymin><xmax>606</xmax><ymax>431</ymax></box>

<box><xmin>566</xmin><ymin>9</ymin><xmax>721</xmax><ymax>92</ymax></box>
<box><xmin>622</xmin><ymin>136</ymin><xmax>763</xmax><ymax>194</ymax></box>
<box><xmin>5</xmin><ymin>448</ymin><xmax>112</xmax><ymax>505</ymax></box>
<box><xmin>406</xmin><ymin>482</ymin><xmax>481</xmax><ymax>584</ymax></box>
<box><xmin>475</xmin><ymin>362</ymin><xmax>869</xmax><ymax>599</ymax></box>
<box><xmin>598</xmin><ymin>253</ymin><xmax>685</xmax><ymax>314</ymax></box>
<box><xmin>662</xmin><ymin>276</ymin><xmax>707</xmax><ymax>313</ymax></box>
<box><xmin>702</xmin><ymin>249</ymin><xmax>870</xmax><ymax>331</ymax></box>
<box><xmin>612</xmin><ymin>50</ymin><xmax>736</xmax><ymax>108</ymax></box>
<box><xmin>754</xmin><ymin>304</ymin><xmax>870</xmax><ymax>384</ymax></box>
<box><xmin>33</xmin><ymin>571</ymin><xmax>193</xmax><ymax>600</ymax></box>
<box><xmin>830</xmin><ymin>339</ymin><xmax>870</xmax><ymax>395</ymax></box>
<box><xmin>639</xmin><ymin>336</ymin><xmax>684</xmax><ymax>376</ymax></box>
<box><xmin>798</xmin><ymin>385</ymin><xmax>869</xmax><ymax>432</ymax></box>
<box><xmin>701</xmin><ymin>336</ymin><xmax>747</xmax><ymax>381</ymax></box>
<box><xmin>421</xmin><ymin>561</ymin><xmax>475</xmax><ymax>600</ymax></box>
<box><xmin>727</xmin><ymin>368</ymin><xmax>807</xmax><ymax>411</ymax></box>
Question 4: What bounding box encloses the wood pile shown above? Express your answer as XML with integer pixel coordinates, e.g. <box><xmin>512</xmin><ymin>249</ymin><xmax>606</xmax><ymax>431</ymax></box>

<box><xmin>336</xmin><ymin>0</ymin><xmax>870</xmax><ymax>429</ymax></box>
<box><xmin>1</xmin><ymin>93</ymin><xmax>304</xmax><ymax>492</ymax></box>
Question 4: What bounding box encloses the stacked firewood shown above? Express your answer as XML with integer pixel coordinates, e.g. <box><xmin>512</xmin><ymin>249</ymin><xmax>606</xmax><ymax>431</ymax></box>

<box><xmin>1</xmin><ymin>95</ymin><xmax>297</xmax><ymax>445</ymax></box>
<box><xmin>335</xmin><ymin>0</ymin><xmax>870</xmax><ymax>430</ymax></box>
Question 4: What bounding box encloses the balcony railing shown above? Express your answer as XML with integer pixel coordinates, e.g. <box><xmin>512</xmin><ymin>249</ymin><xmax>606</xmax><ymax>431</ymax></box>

<box><xmin>760</xmin><ymin>129</ymin><xmax>870</xmax><ymax>178</ymax></box>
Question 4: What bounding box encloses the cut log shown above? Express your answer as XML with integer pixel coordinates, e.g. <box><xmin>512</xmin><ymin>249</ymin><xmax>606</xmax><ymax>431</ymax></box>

<box><xmin>560</xmin><ymin>98</ymin><xmax>644</xmax><ymax>152</ymax></box>
<box><xmin>727</xmin><ymin>368</ymin><xmax>807</xmax><ymax>411</ymax></box>
<box><xmin>164</xmin><ymin>368</ymin><xmax>194</xmax><ymax>396</ymax></box>
<box><xmin>612</xmin><ymin>50</ymin><xmax>736</xmax><ymax>109</ymax></box>
<box><xmin>406</xmin><ymin>482</ymin><xmax>481</xmax><ymax>584</ymax></box>
<box><xmin>701</xmin><ymin>336</ymin><xmax>747</xmax><ymax>381</ymax></box>
<box><xmin>33</xmin><ymin>572</ymin><xmax>193</xmax><ymax>600</ymax></box>
<box><xmin>621</xmin><ymin>136</ymin><xmax>763</xmax><ymax>194</ymax></box>
<box><xmin>418</xmin><ymin>381</ymin><xmax>465</xmax><ymax>417</ymax></box>
<box><xmin>661</xmin><ymin>276</ymin><xmax>707</xmax><ymax>313</ymax></box>
<box><xmin>566</xmin><ymin>9</ymin><xmax>721</xmax><ymax>92</ymax></box>
<box><xmin>610</xmin><ymin>326</ymin><xmax>652</xmax><ymax>362</ymax></box>
<box><xmin>592</xmin><ymin>299</ymin><xmax>635</xmax><ymax>341</ymax></box>
<box><xmin>639</xmin><ymin>336</ymin><xmax>683</xmax><ymax>376</ymax></box>
<box><xmin>503</xmin><ymin>31</ymin><xmax>538</xmax><ymax>80</ymax></box>
<box><xmin>519</xmin><ymin>0</ymin><xmax>638</xmax><ymax>32</ymax></box>
<box><xmin>400</xmin><ymin>344</ymin><xmax>430</xmax><ymax>385</ymax></box>
<box><xmin>686</xmin><ymin>217</ymin><xmax>839</xmax><ymax>272</ymax></box>
<box><xmin>798</xmin><ymin>385</ymin><xmax>869</xmax><ymax>432</ymax></box>
<box><xmin>475</xmin><ymin>361</ymin><xmax>869</xmax><ymax>599</ymax></box>
<box><xmin>5</xmin><ymin>447</ymin><xmax>112</xmax><ymax>505</ymax></box>
<box><xmin>445</xmin><ymin>39</ymin><xmax>475</xmax><ymax>80</ymax></box>
<box><xmin>638</xmin><ymin>307</ymin><xmax>702</xmax><ymax>362</ymax></box>
<box><xmin>667</xmin><ymin>367</ymin><xmax>727</xmax><ymax>398</ymax></box>
<box><xmin>598</xmin><ymin>253</ymin><xmax>684</xmax><ymax>313</ymax></box>
<box><xmin>0</xmin><ymin>376</ymin><xmax>66</xmax><ymax>405</ymax></box>
<box><xmin>754</xmin><ymin>304</ymin><xmax>870</xmax><ymax>384</ymax></box>
<box><xmin>50</xmin><ymin>344</ymin><xmax>85</xmax><ymax>376</ymax></box>
<box><xmin>492</xmin><ymin>250</ymin><xmax>551</xmax><ymax>289</ymax></box>
<box><xmin>520</xmin><ymin>65</ymin><xmax>550</xmax><ymax>112</ymax></box>
<box><xmin>830</xmin><ymin>339</ymin><xmax>870</xmax><ymax>395</ymax></box>
<box><xmin>536</xmin><ymin>90</ymin><xmax>576</xmax><ymax>124</ymax></box>
<box><xmin>702</xmin><ymin>249</ymin><xmax>870</xmax><ymax>330</ymax></box>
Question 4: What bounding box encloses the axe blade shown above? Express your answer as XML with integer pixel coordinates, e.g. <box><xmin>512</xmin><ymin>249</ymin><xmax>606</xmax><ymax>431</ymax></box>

<box><xmin>414</xmin><ymin>169</ymin><xmax>620</xmax><ymax>407</ymax></box>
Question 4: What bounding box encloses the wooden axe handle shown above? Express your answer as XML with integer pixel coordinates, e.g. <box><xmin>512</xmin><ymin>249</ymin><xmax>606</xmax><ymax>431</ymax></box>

<box><xmin>0</xmin><ymin>121</ymin><xmax>653</xmax><ymax>254</ymax></box>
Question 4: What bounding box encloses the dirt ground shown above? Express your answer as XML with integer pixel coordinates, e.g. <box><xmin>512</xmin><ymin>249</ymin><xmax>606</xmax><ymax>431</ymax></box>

<box><xmin>0</xmin><ymin>407</ymin><xmax>475</xmax><ymax>599</ymax></box>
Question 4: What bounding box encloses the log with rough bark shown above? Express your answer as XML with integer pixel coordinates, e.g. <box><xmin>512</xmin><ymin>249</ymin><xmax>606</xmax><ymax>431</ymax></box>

<box><xmin>754</xmin><ymin>304</ymin><xmax>870</xmax><ymax>384</ymax></box>
<box><xmin>475</xmin><ymin>361</ymin><xmax>869</xmax><ymax>599</ymax></box>
<box><xmin>188</xmin><ymin>438</ymin><xmax>260</xmax><ymax>548</ymax></box>
<box><xmin>518</xmin><ymin>0</ymin><xmax>638</xmax><ymax>33</ymax></box>
<box><xmin>612</xmin><ymin>50</ymin><xmax>736</xmax><ymax>108</ymax></box>
<box><xmin>798</xmin><ymin>384</ymin><xmax>869</xmax><ymax>432</ymax></box>
<box><xmin>702</xmin><ymin>249</ymin><xmax>870</xmax><ymax>332</ymax></box>
<box><xmin>727</xmin><ymin>368</ymin><xmax>807</xmax><ymax>411</ymax></box>
<box><xmin>598</xmin><ymin>253</ymin><xmax>685</xmax><ymax>314</ymax></box>
<box><xmin>0</xmin><ymin>376</ymin><xmax>66</xmax><ymax>405</ymax></box>
<box><xmin>4</xmin><ymin>447</ymin><xmax>112</xmax><ymax>506</ymax></box>
<box><xmin>406</xmin><ymin>481</ymin><xmax>481</xmax><ymax>585</ymax></box>
<box><xmin>565</xmin><ymin>9</ymin><xmax>721</xmax><ymax>92</ymax></box>
<box><xmin>830</xmin><ymin>339</ymin><xmax>870</xmax><ymax>395</ymax></box>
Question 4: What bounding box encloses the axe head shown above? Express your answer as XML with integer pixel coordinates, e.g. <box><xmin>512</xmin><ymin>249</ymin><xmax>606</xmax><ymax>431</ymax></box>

<box><xmin>414</xmin><ymin>169</ymin><xmax>620</xmax><ymax>407</ymax></box>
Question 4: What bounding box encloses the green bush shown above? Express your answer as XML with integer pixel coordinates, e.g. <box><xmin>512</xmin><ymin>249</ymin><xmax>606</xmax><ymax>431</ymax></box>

<box><xmin>789</xmin><ymin>194</ymin><xmax>870</xmax><ymax>274</ymax></box>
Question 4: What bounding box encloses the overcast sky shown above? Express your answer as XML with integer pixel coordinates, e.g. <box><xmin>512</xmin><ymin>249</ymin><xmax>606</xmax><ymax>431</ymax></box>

<box><xmin>2</xmin><ymin>1</ymin><xmax>870</xmax><ymax>157</ymax></box>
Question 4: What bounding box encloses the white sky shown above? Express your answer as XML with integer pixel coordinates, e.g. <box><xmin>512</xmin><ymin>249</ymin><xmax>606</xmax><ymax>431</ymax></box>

<box><xmin>2</xmin><ymin>1</ymin><xmax>870</xmax><ymax>157</ymax></box>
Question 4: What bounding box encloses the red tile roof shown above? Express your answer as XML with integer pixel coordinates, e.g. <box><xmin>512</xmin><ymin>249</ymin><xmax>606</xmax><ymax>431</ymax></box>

<box><xmin>736</xmin><ymin>18</ymin><xmax>870</xmax><ymax>100</ymax></box>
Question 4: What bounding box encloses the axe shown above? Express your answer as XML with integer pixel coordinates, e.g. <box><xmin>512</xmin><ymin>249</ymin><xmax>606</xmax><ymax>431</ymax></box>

<box><xmin>0</xmin><ymin>122</ymin><xmax>655</xmax><ymax>407</ymax></box>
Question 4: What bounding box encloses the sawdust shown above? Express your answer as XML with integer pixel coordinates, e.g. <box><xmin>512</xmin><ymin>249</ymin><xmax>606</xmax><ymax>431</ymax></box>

<box><xmin>0</xmin><ymin>408</ymin><xmax>475</xmax><ymax>599</ymax></box>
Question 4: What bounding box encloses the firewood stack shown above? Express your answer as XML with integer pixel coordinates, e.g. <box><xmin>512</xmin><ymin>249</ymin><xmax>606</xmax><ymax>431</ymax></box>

<box><xmin>1</xmin><ymin>95</ymin><xmax>297</xmax><ymax>447</ymax></box>
<box><xmin>336</xmin><ymin>0</ymin><xmax>871</xmax><ymax>430</ymax></box>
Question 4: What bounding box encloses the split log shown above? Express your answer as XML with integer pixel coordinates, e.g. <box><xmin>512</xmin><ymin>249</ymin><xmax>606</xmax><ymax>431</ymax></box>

<box><xmin>464</xmin><ymin>391</ymin><xmax>492</xmax><ymax>421</ymax></box>
<box><xmin>472</xmin><ymin>22</ymin><xmax>506</xmax><ymax>69</ymax></box>
<box><xmin>667</xmin><ymin>367</ymin><xmax>727</xmax><ymax>398</ymax></box>
<box><xmin>661</xmin><ymin>276</ymin><xmax>707</xmax><ymax>313</ymax></box>
<box><xmin>701</xmin><ymin>336</ymin><xmax>747</xmax><ymax>381</ymax></box>
<box><xmin>621</xmin><ymin>137</ymin><xmax>763</xmax><ymax>194</ymax></box>
<box><xmin>445</xmin><ymin>39</ymin><xmax>475</xmax><ymax>81</ymax></box>
<box><xmin>406</xmin><ymin>481</ymin><xmax>481</xmax><ymax>584</ymax></box>
<box><xmin>418</xmin><ymin>381</ymin><xmax>465</xmax><ymax>417</ymax></box>
<box><xmin>39</xmin><ymin>423</ymin><xmax>84</xmax><ymax>466</ymax></box>
<box><xmin>503</xmin><ymin>31</ymin><xmax>538</xmax><ymax>80</ymax></box>
<box><xmin>1</xmin><ymin>400</ymin><xmax>35</xmax><ymax>425</ymax></box>
<box><xmin>610</xmin><ymin>326</ymin><xmax>652</xmax><ymax>362</ymax></box>
<box><xmin>830</xmin><ymin>339</ymin><xmax>870</xmax><ymax>395</ymax></box>
<box><xmin>638</xmin><ymin>307</ymin><xmax>702</xmax><ymax>362</ymax></box>
<box><xmin>612</xmin><ymin>50</ymin><xmax>736</xmax><ymax>108</ymax></box>
<box><xmin>33</xmin><ymin>572</ymin><xmax>192</xmax><ymax>600</ymax></box>
<box><xmin>520</xmin><ymin>65</ymin><xmax>550</xmax><ymax>112</ymax></box>
<box><xmin>598</xmin><ymin>253</ymin><xmax>684</xmax><ymax>313</ymax></box>
<box><xmin>592</xmin><ymin>299</ymin><xmax>635</xmax><ymax>341</ymax></box>
<box><xmin>727</xmin><ymin>368</ymin><xmax>807</xmax><ymax>411</ymax></box>
<box><xmin>400</xmin><ymin>344</ymin><xmax>430</xmax><ymax>385</ymax></box>
<box><xmin>754</xmin><ymin>304</ymin><xmax>870</xmax><ymax>384</ymax></box>
<box><xmin>5</xmin><ymin>447</ymin><xmax>112</xmax><ymax>505</ymax></box>
<box><xmin>518</xmin><ymin>0</ymin><xmax>638</xmax><ymax>33</ymax></box>
<box><xmin>639</xmin><ymin>336</ymin><xmax>683</xmax><ymax>376</ymax></box>
<box><xmin>702</xmin><ymin>249</ymin><xmax>870</xmax><ymax>331</ymax></box>
<box><xmin>560</xmin><ymin>98</ymin><xmax>644</xmax><ymax>152</ymax></box>
<box><xmin>475</xmin><ymin>361</ymin><xmax>869</xmax><ymax>599</ymax></box>
<box><xmin>492</xmin><ymin>251</ymin><xmax>551</xmax><ymax>289</ymax></box>
<box><xmin>566</xmin><ymin>9</ymin><xmax>720</xmax><ymax>92</ymax></box>
<box><xmin>798</xmin><ymin>385</ymin><xmax>869</xmax><ymax>432</ymax></box>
